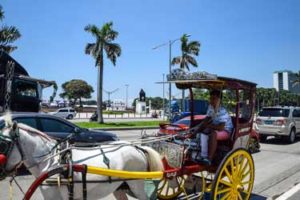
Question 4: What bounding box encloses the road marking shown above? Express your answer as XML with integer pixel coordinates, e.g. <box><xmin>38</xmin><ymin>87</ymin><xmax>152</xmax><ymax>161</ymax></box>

<box><xmin>276</xmin><ymin>182</ymin><xmax>300</xmax><ymax>200</ymax></box>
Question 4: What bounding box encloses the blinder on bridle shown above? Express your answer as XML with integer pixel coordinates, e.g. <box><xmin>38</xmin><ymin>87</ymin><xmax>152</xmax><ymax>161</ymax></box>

<box><xmin>0</xmin><ymin>125</ymin><xmax>20</xmax><ymax>180</ymax></box>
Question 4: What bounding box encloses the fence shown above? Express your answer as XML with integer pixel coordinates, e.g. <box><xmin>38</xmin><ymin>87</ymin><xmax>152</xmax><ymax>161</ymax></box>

<box><xmin>75</xmin><ymin>112</ymin><xmax>153</xmax><ymax>119</ymax></box>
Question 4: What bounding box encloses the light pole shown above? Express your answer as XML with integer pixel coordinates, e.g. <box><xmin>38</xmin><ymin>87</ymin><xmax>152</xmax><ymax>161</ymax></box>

<box><xmin>162</xmin><ymin>73</ymin><xmax>165</xmax><ymax>118</ymax></box>
<box><xmin>125</xmin><ymin>84</ymin><xmax>129</xmax><ymax>109</ymax></box>
<box><xmin>153</xmin><ymin>35</ymin><xmax>191</xmax><ymax>119</ymax></box>
<box><xmin>104</xmin><ymin>88</ymin><xmax>119</xmax><ymax>108</ymax></box>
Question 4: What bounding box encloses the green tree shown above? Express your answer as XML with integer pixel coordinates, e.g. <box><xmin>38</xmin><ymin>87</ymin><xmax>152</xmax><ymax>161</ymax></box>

<box><xmin>172</xmin><ymin>34</ymin><xmax>200</xmax><ymax>70</ymax></box>
<box><xmin>60</xmin><ymin>79</ymin><xmax>94</xmax><ymax>107</ymax></box>
<box><xmin>85</xmin><ymin>22</ymin><xmax>121</xmax><ymax>123</ymax></box>
<box><xmin>172</xmin><ymin>34</ymin><xmax>200</xmax><ymax>109</ymax></box>
<box><xmin>0</xmin><ymin>5</ymin><xmax>21</xmax><ymax>53</ymax></box>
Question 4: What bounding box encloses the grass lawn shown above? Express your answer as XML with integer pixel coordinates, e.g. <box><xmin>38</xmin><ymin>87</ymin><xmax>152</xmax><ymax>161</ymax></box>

<box><xmin>75</xmin><ymin>120</ymin><xmax>167</xmax><ymax>129</ymax></box>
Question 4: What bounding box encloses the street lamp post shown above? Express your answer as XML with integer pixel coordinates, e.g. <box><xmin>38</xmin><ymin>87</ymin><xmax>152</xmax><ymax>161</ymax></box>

<box><xmin>125</xmin><ymin>84</ymin><xmax>129</xmax><ymax>109</ymax></box>
<box><xmin>104</xmin><ymin>88</ymin><xmax>119</xmax><ymax>108</ymax></box>
<box><xmin>162</xmin><ymin>73</ymin><xmax>165</xmax><ymax>118</ymax></box>
<box><xmin>153</xmin><ymin>35</ymin><xmax>191</xmax><ymax>119</ymax></box>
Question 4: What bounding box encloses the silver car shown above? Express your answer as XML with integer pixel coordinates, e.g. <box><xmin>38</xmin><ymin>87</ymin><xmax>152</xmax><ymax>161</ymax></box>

<box><xmin>255</xmin><ymin>106</ymin><xmax>300</xmax><ymax>143</ymax></box>
<box><xmin>49</xmin><ymin>107</ymin><xmax>76</xmax><ymax>119</ymax></box>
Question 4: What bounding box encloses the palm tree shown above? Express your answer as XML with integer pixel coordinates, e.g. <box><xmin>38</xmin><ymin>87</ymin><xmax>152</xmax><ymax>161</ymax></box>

<box><xmin>0</xmin><ymin>5</ymin><xmax>21</xmax><ymax>53</ymax></box>
<box><xmin>172</xmin><ymin>34</ymin><xmax>200</xmax><ymax>110</ymax></box>
<box><xmin>85</xmin><ymin>22</ymin><xmax>121</xmax><ymax>123</ymax></box>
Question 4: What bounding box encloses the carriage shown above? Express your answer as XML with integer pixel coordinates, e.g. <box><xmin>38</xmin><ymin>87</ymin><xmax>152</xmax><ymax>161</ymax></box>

<box><xmin>0</xmin><ymin>70</ymin><xmax>257</xmax><ymax>200</ymax></box>
<box><xmin>149</xmin><ymin>70</ymin><xmax>258</xmax><ymax>199</ymax></box>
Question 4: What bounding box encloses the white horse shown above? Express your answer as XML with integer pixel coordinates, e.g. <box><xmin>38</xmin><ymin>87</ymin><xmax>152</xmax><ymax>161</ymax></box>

<box><xmin>0</xmin><ymin>114</ymin><xmax>164</xmax><ymax>200</ymax></box>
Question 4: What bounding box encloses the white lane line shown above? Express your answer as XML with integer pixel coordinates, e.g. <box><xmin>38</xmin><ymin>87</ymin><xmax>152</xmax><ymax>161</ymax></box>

<box><xmin>276</xmin><ymin>182</ymin><xmax>300</xmax><ymax>200</ymax></box>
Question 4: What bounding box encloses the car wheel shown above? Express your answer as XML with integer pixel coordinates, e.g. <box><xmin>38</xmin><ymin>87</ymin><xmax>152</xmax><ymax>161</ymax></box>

<box><xmin>287</xmin><ymin>129</ymin><xmax>296</xmax><ymax>144</ymax></box>
<box><xmin>260</xmin><ymin>135</ymin><xmax>267</xmax><ymax>142</ymax></box>
<box><xmin>67</xmin><ymin>114</ymin><xmax>74</xmax><ymax>119</ymax></box>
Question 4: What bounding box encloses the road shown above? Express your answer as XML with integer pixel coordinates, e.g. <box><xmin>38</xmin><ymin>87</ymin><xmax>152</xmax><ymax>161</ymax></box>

<box><xmin>1</xmin><ymin>129</ymin><xmax>300</xmax><ymax>199</ymax></box>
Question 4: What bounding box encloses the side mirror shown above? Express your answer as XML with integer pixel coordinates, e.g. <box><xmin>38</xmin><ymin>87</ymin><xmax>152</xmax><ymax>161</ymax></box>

<box><xmin>73</xmin><ymin>127</ymin><xmax>81</xmax><ymax>135</ymax></box>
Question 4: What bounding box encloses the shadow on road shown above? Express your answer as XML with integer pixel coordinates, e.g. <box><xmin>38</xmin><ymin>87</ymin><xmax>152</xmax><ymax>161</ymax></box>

<box><xmin>16</xmin><ymin>166</ymin><xmax>31</xmax><ymax>176</ymax></box>
<box><xmin>251</xmin><ymin>193</ymin><xmax>267</xmax><ymax>200</ymax></box>
<box><xmin>260</xmin><ymin>135</ymin><xmax>300</xmax><ymax>145</ymax></box>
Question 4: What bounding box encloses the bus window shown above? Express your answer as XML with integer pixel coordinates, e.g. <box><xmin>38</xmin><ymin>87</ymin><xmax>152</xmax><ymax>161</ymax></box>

<box><xmin>15</xmin><ymin>80</ymin><xmax>38</xmax><ymax>98</ymax></box>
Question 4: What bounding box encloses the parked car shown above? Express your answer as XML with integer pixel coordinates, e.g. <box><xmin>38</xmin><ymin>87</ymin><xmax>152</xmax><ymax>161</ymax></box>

<box><xmin>0</xmin><ymin>113</ymin><xmax>119</xmax><ymax>145</ymax></box>
<box><xmin>255</xmin><ymin>106</ymin><xmax>300</xmax><ymax>143</ymax></box>
<box><xmin>158</xmin><ymin>115</ymin><xmax>206</xmax><ymax>135</ymax></box>
<box><xmin>49</xmin><ymin>107</ymin><xmax>76</xmax><ymax>119</ymax></box>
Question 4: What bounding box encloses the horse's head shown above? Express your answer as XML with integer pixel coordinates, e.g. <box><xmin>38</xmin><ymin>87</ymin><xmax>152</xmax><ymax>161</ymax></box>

<box><xmin>0</xmin><ymin>119</ymin><xmax>22</xmax><ymax>180</ymax></box>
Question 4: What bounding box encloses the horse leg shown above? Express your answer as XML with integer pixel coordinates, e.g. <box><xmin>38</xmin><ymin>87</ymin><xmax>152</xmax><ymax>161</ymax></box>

<box><xmin>126</xmin><ymin>180</ymin><xmax>148</xmax><ymax>200</ymax></box>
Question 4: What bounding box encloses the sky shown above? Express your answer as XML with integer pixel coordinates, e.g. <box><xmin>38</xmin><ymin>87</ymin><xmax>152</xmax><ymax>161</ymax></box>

<box><xmin>1</xmin><ymin>0</ymin><xmax>300</xmax><ymax>104</ymax></box>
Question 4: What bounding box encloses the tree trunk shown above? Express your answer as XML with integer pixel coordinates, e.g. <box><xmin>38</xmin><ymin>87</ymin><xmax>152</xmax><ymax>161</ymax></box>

<box><xmin>97</xmin><ymin>64</ymin><xmax>104</xmax><ymax>123</ymax></box>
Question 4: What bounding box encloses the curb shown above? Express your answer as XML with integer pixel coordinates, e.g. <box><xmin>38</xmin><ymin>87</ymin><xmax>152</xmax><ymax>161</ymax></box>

<box><xmin>91</xmin><ymin>126</ymin><xmax>159</xmax><ymax>131</ymax></box>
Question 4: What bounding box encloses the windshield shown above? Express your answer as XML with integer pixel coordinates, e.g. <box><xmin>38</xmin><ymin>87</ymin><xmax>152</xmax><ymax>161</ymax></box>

<box><xmin>258</xmin><ymin>108</ymin><xmax>289</xmax><ymax>117</ymax></box>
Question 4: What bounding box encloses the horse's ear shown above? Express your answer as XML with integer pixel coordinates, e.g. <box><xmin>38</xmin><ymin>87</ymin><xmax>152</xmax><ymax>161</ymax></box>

<box><xmin>12</xmin><ymin>121</ymin><xmax>18</xmax><ymax>131</ymax></box>
<box><xmin>9</xmin><ymin>121</ymin><xmax>19</xmax><ymax>138</ymax></box>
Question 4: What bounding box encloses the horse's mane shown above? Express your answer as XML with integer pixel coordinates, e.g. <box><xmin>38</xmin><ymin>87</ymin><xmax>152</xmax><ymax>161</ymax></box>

<box><xmin>3</xmin><ymin>112</ymin><xmax>13</xmax><ymax>127</ymax></box>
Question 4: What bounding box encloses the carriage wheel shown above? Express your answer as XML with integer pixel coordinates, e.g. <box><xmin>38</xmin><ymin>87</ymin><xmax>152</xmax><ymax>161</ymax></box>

<box><xmin>157</xmin><ymin>175</ymin><xmax>186</xmax><ymax>199</ymax></box>
<box><xmin>211</xmin><ymin>148</ymin><xmax>255</xmax><ymax>200</ymax></box>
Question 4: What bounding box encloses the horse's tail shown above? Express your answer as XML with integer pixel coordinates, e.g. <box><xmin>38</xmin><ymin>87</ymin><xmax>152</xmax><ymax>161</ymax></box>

<box><xmin>139</xmin><ymin>146</ymin><xmax>164</xmax><ymax>172</ymax></box>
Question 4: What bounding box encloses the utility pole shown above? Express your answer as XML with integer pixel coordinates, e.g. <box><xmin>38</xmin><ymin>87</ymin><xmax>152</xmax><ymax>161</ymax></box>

<box><xmin>152</xmin><ymin>34</ymin><xmax>191</xmax><ymax>119</ymax></box>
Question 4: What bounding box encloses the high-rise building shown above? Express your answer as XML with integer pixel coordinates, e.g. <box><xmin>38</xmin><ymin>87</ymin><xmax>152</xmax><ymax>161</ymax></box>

<box><xmin>273</xmin><ymin>70</ymin><xmax>300</xmax><ymax>93</ymax></box>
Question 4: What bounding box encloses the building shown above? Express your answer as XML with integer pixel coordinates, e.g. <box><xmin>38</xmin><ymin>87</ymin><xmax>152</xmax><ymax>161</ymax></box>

<box><xmin>273</xmin><ymin>70</ymin><xmax>300</xmax><ymax>93</ymax></box>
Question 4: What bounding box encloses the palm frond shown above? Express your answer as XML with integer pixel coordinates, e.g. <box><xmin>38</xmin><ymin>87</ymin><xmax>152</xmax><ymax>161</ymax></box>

<box><xmin>84</xmin><ymin>24</ymin><xmax>100</xmax><ymax>38</ymax></box>
<box><xmin>187</xmin><ymin>41</ymin><xmax>200</xmax><ymax>55</ymax></box>
<box><xmin>85</xmin><ymin>43</ymin><xmax>95</xmax><ymax>54</ymax></box>
<box><xmin>0</xmin><ymin>45</ymin><xmax>17</xmax><ymax>53</ymax></box>
<box><xmin>0</xmin><ymin>26</ymin><xmax>21</xmax><ymax>43</ymax></box>
<box><xmin>186</xmin><ymin>56</ymin><xmax>198</xmax><ymax>67</ymax></box>
<box><xmin>171</xmin><ymin>56</ymin><xmax>182</xmax><ymax>65</ymax></box>
<box><xmin>104</xmin><ymin>43</ymin><xmax>121</xmax><ymax>65</ymax></box>
<box><xmin>0</xmin><ymin>5</ymin><xmax>4</xmax><ymax>21</ymax></box>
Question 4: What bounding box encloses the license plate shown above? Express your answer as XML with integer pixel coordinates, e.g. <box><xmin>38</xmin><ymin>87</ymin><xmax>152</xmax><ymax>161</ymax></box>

<box><xmin>264</xmin><ymin>120</ymin><xmax>273</xmax><ymax>125</ymax></box>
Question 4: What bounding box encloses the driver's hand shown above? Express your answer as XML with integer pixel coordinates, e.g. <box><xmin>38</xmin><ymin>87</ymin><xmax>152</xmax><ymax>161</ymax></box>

<box><xmin>189</xmin><ymin>128</ymin><xmax>196</xmax><ymax>135</ymax></box>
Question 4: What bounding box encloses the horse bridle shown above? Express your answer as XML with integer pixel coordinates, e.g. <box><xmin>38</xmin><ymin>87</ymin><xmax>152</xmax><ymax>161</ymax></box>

<box><xmin>0</xmin><ymin>127</ymin><xmax>23</xmax><ymax>180</ymax></box>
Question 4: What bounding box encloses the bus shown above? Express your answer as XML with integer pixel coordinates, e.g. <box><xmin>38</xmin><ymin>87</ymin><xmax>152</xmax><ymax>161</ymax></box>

<box><xmin>0</xmin><ymin>51</ymin><xmax>56</xmax><ymax>113</ymax></box>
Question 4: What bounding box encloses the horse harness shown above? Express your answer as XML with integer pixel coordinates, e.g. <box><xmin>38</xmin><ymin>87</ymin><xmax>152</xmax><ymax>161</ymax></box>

<box><xmin>56</xmin><ymin>145</ymin><xmax>112</xmax><ymax>200</ymax></box>
<box><xmin>0</xmin><ymin>127</ymin><xmax>24</xmax><ymax>180</ymax></box>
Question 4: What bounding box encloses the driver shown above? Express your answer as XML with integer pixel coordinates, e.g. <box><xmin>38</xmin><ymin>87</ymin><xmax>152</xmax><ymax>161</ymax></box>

<box><xmin>196</xmin><ymin>89</ymin><xmax>233</xmax><ymax>165</ymax></box>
